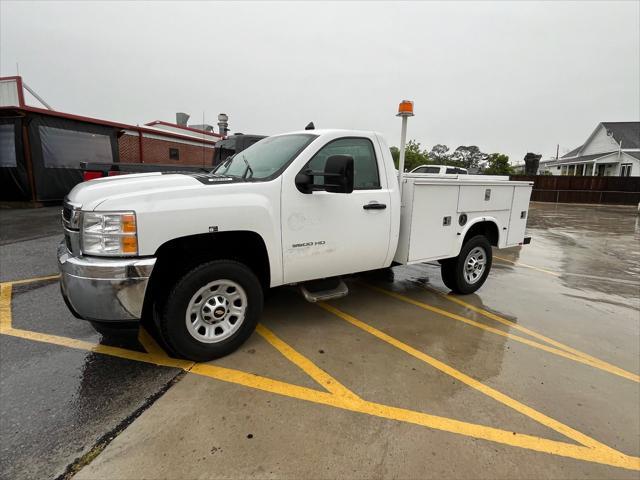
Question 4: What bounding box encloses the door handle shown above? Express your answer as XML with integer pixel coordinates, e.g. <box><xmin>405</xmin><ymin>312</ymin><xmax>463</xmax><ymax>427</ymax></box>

<box><xmin>363</xmin><ymin>202</ymin><xmax>387</xmax><ymax>210</ymax></box>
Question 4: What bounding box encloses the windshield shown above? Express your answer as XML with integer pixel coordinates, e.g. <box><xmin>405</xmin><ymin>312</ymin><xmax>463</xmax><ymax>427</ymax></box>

<box><xmin>213</xmin><ymin>134</ymin><xmax>316</xmax><ymax>180</ymax></box>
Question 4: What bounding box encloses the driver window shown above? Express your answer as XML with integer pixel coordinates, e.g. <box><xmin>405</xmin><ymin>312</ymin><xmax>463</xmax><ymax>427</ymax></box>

<box><xmin>305</xmin><ymin>137</ymin><xmax>381</xmax><ymax>190</ymax></box>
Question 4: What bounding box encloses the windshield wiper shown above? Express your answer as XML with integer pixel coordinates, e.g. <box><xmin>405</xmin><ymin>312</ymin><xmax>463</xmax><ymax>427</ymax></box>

<box><xmin>210</xmin><ymin>154</ymin><xmax>235</xmax><ymax>175</ymax></box>
<box><xmin>241</xmin><ymin>155</ymin><xmax>254</xmax><ymax>180</ymax></box>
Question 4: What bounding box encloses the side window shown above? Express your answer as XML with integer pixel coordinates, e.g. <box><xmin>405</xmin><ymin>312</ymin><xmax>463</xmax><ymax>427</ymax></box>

<box><xmin>305</xmin><ymin>137</ymin><xmax>380</xmax><ymax>190</ymax></box>
<box><xmin>445</xmin><ymin>168</ymin><xmax>457</xmax><ymax>174</ymax></box>
<box><xmin>415</xmin><ymin>166</ymin><xmax>439</xmax><ymax>174</ymax></box>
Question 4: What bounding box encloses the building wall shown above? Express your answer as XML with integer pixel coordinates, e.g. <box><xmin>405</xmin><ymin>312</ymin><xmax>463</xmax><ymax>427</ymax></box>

<box><xmin>118</xmin><ymin>134</ymin><xmax>215</xmax><ymax>166</ymax></box>
<box><xmin>580</xmin><ymin>125</ymin><xmax>620</xmax><ymax>155</ymax></box>
<box><xmin>618</xmin><ymin>154</ymin><xmax>640</xmax><ymax>176</ymax></box>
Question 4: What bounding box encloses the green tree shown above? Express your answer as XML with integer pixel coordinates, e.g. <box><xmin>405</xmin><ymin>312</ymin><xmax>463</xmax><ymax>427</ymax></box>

<box><xmin>429</xmin><ymin>144</ymin><xmax>450</xmax><ymax>165</ymax></box>
<box><xmin>390</xmin><ymin>140</ymin><xmax>429</xmax><ymax>171</ymax></box>
<box><xmin>450</xmin><ymin>146</ymin><xmax>488</xmax><ymax>170</ymax></box>
<box><xmin>483</xmin><ymin>153</ymin><xmax>513</xmax><ymax>175</ymax></box>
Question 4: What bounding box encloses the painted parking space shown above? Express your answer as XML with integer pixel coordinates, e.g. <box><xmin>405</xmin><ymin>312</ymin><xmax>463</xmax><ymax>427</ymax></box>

<box><xmin>1</xmin><ymin>274</ymin><xmax>638</xmax><ymax>474</ymax></box>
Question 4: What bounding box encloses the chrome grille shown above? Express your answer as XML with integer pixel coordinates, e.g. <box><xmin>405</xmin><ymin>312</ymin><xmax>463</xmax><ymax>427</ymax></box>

<box><xmin>61</xmin><ymin>199</ymin><xmax>81</xmax><ymax>231</ymax></box>
<box><xmin>62</xmin><ymin>199</ymin><xmax>82</xmax><ymax>255</ymax></box>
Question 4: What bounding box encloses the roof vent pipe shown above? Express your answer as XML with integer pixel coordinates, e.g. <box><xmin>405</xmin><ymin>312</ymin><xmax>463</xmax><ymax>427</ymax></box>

<box><xmin>176</xmin><ymin>112</ymin><xmax>190</xmax><ymax>126</ymax></box>
<box><xmin>218</xmin><ymin>113</ymin><xmax>229</xmax><ymax>136</ymax></box>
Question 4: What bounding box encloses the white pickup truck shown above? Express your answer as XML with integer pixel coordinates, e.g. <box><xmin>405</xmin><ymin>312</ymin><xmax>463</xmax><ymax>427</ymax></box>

<box><xmin>58</xmin><ymin>129</ymin><xmax>532</xmax><ymax>361</ymax></box>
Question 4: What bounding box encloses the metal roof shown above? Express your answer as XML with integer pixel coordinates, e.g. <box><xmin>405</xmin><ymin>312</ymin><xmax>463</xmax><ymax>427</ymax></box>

<box><xmin>0</xmin><ymin>105</ymin><xmax>220</xmax><ymax>145</ymax></box>
<box><xmin>601</xmin><ymin>122</ymin><xmax>640</xmax><ymax>149</ymax></box>
<box><xmin>561</xmin><ymin>145</ymin><xmax>583</xmax><ymax>159</ymax></box>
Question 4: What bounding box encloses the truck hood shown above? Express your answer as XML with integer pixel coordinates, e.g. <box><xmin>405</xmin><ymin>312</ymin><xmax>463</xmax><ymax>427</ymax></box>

<box><xmin>67</xmin><ymin>172</ymin><xmax>206</xmax><ymax>210</ymax></box>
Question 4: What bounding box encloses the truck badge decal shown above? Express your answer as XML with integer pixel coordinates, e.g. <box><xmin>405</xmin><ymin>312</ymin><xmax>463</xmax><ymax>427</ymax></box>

<box><xmin>292</xmin><ymin>241</ymin><xmax>326</xmax><ymax>248</ymax></box>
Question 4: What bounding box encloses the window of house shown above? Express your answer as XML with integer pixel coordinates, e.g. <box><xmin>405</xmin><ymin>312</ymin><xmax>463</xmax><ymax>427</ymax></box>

<box><xmin>568</xmin><ymin>165</ymin><xmax>576</xmax><ymax>176</ymax></box>
<box><xmin>0</xmin><ymin>124</ymin><xmax>16</xmax><ymax>167</ymax></box>
<box><xmin>169</xmin><ymin>148</ymin><xmax>179</xmax><ymax>161</ymax></box>
<box><xmin>561</xmin><ymin>166</ymin><xmax>567</xmax><ymax>175</ymax></box>
<box><xmin>305</xmin><ymin>137</ymin><xmax>380</xmax><ymax>190</ymax></box>
<box><xmin>576</xmin><ymin>164</ymin><xmax>584</xmax><ymax>176</ymax></box>
<box><xmin>40</xmin><ymin>126</ymin><xmax>112</xmax><ymax>168</ymax></box>
<box><xmin>620</xmin><ymin>163</ymin><xmax>632</xmax><ymax>177</ymax></box>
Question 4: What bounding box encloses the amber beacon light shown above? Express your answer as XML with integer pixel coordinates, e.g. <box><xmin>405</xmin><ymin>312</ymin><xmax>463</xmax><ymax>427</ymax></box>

<box><xmin>397</xmin><ymin>100</ymin><xmax>414</xmax><ymax>117</ymax></box>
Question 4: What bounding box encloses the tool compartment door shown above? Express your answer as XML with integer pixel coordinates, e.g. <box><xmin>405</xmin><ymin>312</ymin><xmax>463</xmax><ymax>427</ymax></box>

<box><xmin>507</xmin><ymin>185</ymin><xmax>533</xmax><ymax>245</ymax></box>
<box><xmin>457</xmin><ymin>185</ymin><xmax>513</xmax><ymax>213</ymax></box>
<box><xmin>406</xmin><ymin>184</ymin><xmax>460</xmax><ymax>262</ymax></box>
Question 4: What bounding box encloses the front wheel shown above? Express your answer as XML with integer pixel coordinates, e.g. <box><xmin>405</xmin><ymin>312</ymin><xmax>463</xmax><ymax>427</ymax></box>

<box><xmin>158</xmin><ymin>260</ymin><xmax>263</xmax><ymax>362</ymax></box>
<box><xmin>440</xmin><ymin>235</ymin><xmax>492</xmax><ymax>294</ymax></box>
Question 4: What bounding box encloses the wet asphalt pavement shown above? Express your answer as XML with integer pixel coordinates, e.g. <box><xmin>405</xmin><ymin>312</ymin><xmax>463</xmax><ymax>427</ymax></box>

<box><xmin>0</xmin><ymin>208</ymin><xmax>181</xmax><ymax>480</ymax></box>
<box><xmin>1</xmin><ymin>203</ymin><xmax>639</xmax><ymax>479</ymax></box>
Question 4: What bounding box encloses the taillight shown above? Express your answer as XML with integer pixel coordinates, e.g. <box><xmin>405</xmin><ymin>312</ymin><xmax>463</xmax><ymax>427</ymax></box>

<box><xmin>83</xmin><ymin>171</ymin><xmax>103</xmax><ymax>181</ymax></box>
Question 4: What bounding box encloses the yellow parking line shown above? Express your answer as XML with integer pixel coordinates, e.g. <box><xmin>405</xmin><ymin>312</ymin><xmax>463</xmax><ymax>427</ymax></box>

<box><xmin>1</xmin><ymin>280</ymin><xmax>639</xmax><ymax>470</ymax></box>
<box><xmin>256</xmin><ymin>323</ymin><xmax>361</xmax><ymax>400</ymax></box>
<box><xmin>429</xmin><ymin>287</ymin><xmax>639</xmax><ymax>383</ymax></box>
<box><xmin>2</xmin><ymin>274</ymin><xmax>61</xmax><ymax>286</ymax></box>
<box><xmin>364</xmin><ymin>284</ymin><xmax>639</xmax><ymax>383</ymax></box>
<box><xmin>138</xmin><ymin>326</ymin><xmax>173</xmax><ymax>358</ymax></box>
<box><xmin>4</xmin><ymin>325</ymin><xmax>195</xmax><ymax>370</ymax></box>
<box><xmin>493</xmin><ymin>256</ymin><xmax>561</xmax><ymax>276</ymax></box>
<box><xmin>3</xmin><ymin>321</ymin><xmax>638</xmax><ymax>471</ymax></box>
<box><xmin>317</xmin><ymin>301</ymin><xmax>622</xmax><ymax>455</ymax></box>
<box><xmin>0</xmin><ymin>284</ymin><xmax>12</xmax><ymax>333</ymax></box>
<box><xmin>188</xmin><ymin>360</ymin><xmax>639</xmax><ymax>470</ymax></box>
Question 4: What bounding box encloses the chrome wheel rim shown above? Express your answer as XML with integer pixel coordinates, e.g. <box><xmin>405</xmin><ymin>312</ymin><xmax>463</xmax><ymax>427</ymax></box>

<box><xmin>185</xmin><ymin>279</ymin><xmax>247</xmax><ymax>343</ymax></box>
<box><xmin>464</xmin><ymin>246</ymin><xmax>487</xmax><ymax>285</ymax></box>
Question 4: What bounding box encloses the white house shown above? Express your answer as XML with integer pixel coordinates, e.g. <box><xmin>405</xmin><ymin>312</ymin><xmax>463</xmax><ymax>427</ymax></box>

<box><xmin>545</xmin><ymin>122</ymin><xmax>640</xmax><ymax>176</ymax></box>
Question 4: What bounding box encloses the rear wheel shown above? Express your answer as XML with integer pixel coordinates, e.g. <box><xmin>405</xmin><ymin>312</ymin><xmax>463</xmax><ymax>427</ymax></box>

<box><xmin>440</xmin><ymin>235</ymin><xmax>492</xmax><ymax>294</ymax></box>
<box><xmin>158</xmin><ymin>260</ymin><xmax>263</xmax><ymax>361</ymax></box>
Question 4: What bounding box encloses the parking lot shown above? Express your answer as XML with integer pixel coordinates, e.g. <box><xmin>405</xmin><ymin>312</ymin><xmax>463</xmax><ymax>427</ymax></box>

<box><xmin>1</xmin><ymin>202</ymin><xmax>639</xmax><ymax>479</ymax></box>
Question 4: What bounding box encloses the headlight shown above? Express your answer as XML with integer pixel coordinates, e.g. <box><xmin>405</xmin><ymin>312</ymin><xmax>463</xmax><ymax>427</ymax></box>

<box><xmin>81</xmin><ymin>211</ymin><xmax>138</xmax><ymax>256</ymax></box>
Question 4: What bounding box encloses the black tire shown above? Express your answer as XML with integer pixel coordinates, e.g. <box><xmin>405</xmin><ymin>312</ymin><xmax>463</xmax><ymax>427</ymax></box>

<box><xmin>158</xmin><ymin>260</ymin><xmax>263</xmax><ymax>362</ymax></box>
<box><xmin>439</xmin><ymin>258</ymin><xmax>457</xmax><ymax>290</ymax></box>
<box><xmin>440</xmin><ymin>235</ymin><xmax>492</xmax><ymax>294</ymax></box>
<box><xmin>89</xmin><ymin>320</ymin><xmax>139</xmax><ymax>337</ymax></box>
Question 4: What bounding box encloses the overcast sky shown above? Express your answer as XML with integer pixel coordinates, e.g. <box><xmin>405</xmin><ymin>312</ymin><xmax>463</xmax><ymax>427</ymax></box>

<box><xmin>1</xmin><ymin>1</ymin><xmax>639</xmax><ymax>163</ymax></box>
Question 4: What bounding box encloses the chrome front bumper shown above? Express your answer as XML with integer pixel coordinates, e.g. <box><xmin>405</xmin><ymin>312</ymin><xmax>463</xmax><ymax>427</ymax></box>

<box><xmin>57</xmin><ymin>241</ymin><xmax>156</xmax><ymax>322</ymax></box>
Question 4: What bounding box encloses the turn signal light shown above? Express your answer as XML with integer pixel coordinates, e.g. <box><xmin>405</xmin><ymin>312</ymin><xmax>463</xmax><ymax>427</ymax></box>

<box><xmin>121</xmin><ymin>236</ymin><xmax>137</xmax><ymax>254</ymax></box>
<box><xmin>121</xmin><ymin>214</ymin><xmax>137</xmax><ymax>233</ymax></box>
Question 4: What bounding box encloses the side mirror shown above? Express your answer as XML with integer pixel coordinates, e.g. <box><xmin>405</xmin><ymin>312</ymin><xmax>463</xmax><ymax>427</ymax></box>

<box><xmin>324</xmin><ymin>155</ymin><xmax>354</xmax><ymax>193</ymax></box>
<box><xmin>295</xmin><ymin>155</ymin><xmax>354</xmax><ymax>194</ymax></box>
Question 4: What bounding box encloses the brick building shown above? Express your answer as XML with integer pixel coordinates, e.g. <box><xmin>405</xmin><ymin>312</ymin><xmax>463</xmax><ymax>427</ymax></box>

<box><xmin>117</xmin><ymin>120</ymin><xmax>221</xmax><ymax>166</ymax></box>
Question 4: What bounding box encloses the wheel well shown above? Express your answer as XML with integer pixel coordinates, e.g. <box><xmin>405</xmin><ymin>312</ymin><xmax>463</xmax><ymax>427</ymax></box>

<box><xmin>463</xmin><ymin>221</ymin><xmax>499</xmax><ymax>246</ymax></box>
<box><xmin>145</xmin><ymin>231</ymin><xmax>270</xmax><ymax>312</ymax></box>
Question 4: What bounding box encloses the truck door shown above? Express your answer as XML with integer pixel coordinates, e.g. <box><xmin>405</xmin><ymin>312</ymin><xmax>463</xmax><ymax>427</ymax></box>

<box><xmin>281</xmin><ymin>136</ymin><xmax>392</xmax><ymax>284</ymax></box>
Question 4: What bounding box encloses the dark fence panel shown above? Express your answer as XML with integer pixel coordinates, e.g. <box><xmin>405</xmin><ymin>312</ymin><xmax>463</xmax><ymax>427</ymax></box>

<box><xmin>509</xmin><ymin>176</ymin><xmax>640</xmax><ymax>205</ymax></box>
